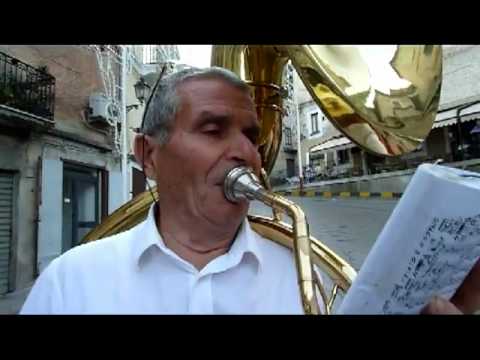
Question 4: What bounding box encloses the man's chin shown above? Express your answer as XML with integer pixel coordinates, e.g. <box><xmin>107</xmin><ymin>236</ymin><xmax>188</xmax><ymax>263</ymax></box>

<box><xmin>221</xmin><ymin>199</ymin><xmax>249</xmax><ymax>213</ymax></box>
<box><xmin>213</xmin><ymin>200</ymin><xmax>249</xmax><ymax>221</ymax></box>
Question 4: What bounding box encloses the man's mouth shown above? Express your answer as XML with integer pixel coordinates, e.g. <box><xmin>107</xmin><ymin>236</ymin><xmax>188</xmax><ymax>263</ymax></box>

<box><xmin>213</xmin><ymin>165</ymin><xmax>256</xmax><ymax>201</ymax></box>
<box><xmin>214</xmin><ymin>166</ymin><xmax>237</xmax><ymax>187</ymax></box>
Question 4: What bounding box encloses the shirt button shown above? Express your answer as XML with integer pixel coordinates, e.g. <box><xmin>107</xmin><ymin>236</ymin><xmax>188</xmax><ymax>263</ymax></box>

<box><xmin>189</xmin><ymin>275</ymin><xmax>213</xmax><ymax>314</ymax></box>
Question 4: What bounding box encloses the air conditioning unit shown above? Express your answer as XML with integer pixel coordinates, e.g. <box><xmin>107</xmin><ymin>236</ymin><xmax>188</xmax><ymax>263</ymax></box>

<box><xmin>87</xmin><ymin>93</ymin><xmax>119</xmax><ymax>125</ymax></box>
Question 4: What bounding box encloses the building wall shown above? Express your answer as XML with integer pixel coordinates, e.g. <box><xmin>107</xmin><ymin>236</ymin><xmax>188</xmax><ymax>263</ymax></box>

<box><xmin>0</xmin><ymin>45</ymin><xmax>111</xmax><ymax>146</ymax></box>
<box><xmin>0</xmin><ymin>133</ymin><xmax>36</xmax><ymax>291</ymax></box>
<box><xmin>298</xmin><ymin>100</ymin><xmax>342</xmax><ymax>166</ymax></box>
<box><xmin>440</xmin><ymin>45</ymin><xmax>480</xmax><ymax>109</ymax></box>
<box><xmin>270</xmin><ymin>110</ymin><xmax>299</xmax><ymax>180</ymax></box>
<box><xmin>0</xmin><ymin>129</ymin><xmax>122</xmax><ymax>293</ymax></box>
<box><xmin>269</xmin><ymin>63</ymin><xmax>299</xmax><ymax>181</ymax></box>
<box><xmin>0</xmin><ymin>46</ymin><xmax>125</xmax><ymax>307</ymax></box>
<box><xmin>271</xmin><ymin>148</ymin><xmax>297</xmax><ymax>181</ymax></box>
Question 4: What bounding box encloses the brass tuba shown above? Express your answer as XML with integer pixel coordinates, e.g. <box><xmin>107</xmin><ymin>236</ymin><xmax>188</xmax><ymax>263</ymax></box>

<box><xmin>83</xmin><ymin>45</ymin><xmax>443</xmax><ymax>314</ymax></box>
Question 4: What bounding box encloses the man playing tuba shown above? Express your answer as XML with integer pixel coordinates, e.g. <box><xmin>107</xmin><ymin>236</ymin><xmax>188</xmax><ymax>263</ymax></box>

<box><xmin>21</xmin><ymin>67</ymin><xmax>480</xmax><ymax>314</ymax></box>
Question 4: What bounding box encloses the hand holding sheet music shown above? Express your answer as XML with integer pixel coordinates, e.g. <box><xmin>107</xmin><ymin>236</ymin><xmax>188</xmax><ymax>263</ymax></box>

<box><xmin>338</xmin><ymin>164</ymin><xmax>480</xmax><ymax>314</ymax></box>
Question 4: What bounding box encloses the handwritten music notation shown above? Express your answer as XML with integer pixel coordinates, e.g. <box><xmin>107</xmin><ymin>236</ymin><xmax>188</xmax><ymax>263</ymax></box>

<box><xmin>382</xmin><ymin>214</ymin><xmax>480</xmax><ymax>314</ymax></box>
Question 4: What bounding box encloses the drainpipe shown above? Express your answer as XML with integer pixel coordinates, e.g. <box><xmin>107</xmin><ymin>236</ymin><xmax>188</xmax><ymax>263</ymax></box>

<box><xmin>121</xmin><ymin>46</ymin><xmax>128</xmax><ymax>204</ymax></box>
<box><xmin>294</xmin><ymin>94</ymin><xmax>304</xmax><ymax>191</ymax></box>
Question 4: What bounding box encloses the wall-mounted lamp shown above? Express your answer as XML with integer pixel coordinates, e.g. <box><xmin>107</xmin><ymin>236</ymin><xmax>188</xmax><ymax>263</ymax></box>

<box><xmin>134</xmin><ymin>77</ymin><xmax>151</xmax><ymax>104</ymax></box>
<box><xmin>126</xmin><ymin>77</ymin><xmax>152</xmax><ymax>112</ymax></box>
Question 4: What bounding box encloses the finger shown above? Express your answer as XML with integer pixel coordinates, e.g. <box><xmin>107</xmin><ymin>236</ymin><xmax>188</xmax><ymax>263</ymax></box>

<box><xmin>421</xmin><ymin>296</ymin><xmax>463</xmax><ymax>315</ymax></box>
<box><xmin>451</xmin><ymin>258</ymin><xmax>480</xmax><ymax>314</ymax></box>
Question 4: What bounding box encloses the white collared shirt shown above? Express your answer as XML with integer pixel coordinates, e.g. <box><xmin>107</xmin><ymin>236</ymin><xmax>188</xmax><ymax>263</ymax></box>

<box><xmin>21</xmin><ymin>204</ymin><xmax>307</xmax><ymax>314</ymax></box>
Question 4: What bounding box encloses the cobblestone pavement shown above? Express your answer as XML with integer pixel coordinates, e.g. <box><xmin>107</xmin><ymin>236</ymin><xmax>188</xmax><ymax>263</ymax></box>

<box><xmin>250</xmin><ymin>196</ymin><xmax>398</xmax><ymax>271</ymax></box>
<box><xmin>249</xmin><ymin>196</ymin><xmax>399</xmax><ymax>313</ymax></box>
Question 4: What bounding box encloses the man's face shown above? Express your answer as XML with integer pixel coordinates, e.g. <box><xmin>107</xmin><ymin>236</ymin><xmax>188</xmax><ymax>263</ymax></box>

<box><xmin>146</xmin><ymin>78</ymin><xmax>262</xmax><ymax>228</ymax></box>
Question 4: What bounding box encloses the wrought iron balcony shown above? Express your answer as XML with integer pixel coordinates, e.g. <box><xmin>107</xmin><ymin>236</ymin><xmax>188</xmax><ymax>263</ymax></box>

<box><xmin>0</xmin><ymin>51</ymin><xmax>55</xmax><ymax>121</ymax></box>
<box><xmin>283</xmin><ymin>144</ymin><xmax>298</xmax><ymax>154</ymax></box>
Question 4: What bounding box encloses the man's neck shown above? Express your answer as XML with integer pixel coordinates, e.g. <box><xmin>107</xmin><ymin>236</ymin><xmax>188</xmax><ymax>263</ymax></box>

<box><xmin>154</xmin><ymin>203</ymin><xmax>242</xmax><ymax>270</ymax></box>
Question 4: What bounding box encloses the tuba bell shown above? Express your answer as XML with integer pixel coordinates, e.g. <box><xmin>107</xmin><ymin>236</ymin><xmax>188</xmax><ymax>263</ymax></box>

<box><xmin>82</xmin><ymin>45</ymin><xmax>443</xmax><ymax>314</ymax></box>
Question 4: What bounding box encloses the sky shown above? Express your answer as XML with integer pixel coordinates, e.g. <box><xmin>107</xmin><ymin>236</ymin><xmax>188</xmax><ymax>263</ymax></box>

<box><xmin>177</xmin><ymin>45</ymin><xmax>212</xmax><ymax>68</ymax></box>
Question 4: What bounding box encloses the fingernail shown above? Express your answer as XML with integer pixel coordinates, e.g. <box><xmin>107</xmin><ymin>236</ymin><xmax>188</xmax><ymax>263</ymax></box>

<box><xmin>432</xmin><ymin>296</ymin><xmax>445</xmax><ymax>313</ymax></box>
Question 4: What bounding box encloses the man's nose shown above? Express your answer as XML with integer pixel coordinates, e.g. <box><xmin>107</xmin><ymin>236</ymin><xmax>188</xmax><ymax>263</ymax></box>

<box><xmin>226</xmin><ymin>133</ymin><xmax>260</xmax><ymax>168</ymax></box>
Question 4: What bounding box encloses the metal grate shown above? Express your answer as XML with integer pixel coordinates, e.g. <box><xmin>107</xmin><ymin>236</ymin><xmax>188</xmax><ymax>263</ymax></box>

<box><xmin>0</xmin><ymin>172</ymin><xmax>14</xmax><ymax>295</ymax></box>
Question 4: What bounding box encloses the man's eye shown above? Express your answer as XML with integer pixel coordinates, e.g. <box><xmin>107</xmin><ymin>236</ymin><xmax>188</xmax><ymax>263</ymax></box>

<box><xmin>250</xmin><ymin>135</ymin><xmax>259</xmax><ymax>145</ymax></box>
<box><xmin>244</xmin><ymin>130</ymin><xmax>260</xmax><ymax>145</ymax></box>
<box><xmin>202</xmin><ymin>126</ymin><xmax>221</xmax><ymax>135</ymax></box>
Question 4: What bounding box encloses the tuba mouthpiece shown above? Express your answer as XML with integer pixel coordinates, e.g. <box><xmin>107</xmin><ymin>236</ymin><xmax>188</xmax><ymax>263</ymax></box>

<box><xmin>223</xmin><ymin>166</ymin><xmax>264</xmax><ymax>203</ymax></box>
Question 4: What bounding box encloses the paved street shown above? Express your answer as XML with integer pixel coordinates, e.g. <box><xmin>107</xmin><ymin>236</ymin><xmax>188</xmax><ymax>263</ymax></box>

<box><xmin>249</xmin><ymin>197</ymin><xmax>399</xmax><ymax>272</ymax></box>
<box><xmin>249</xmin><ymin>196</ymin><xmax>399</xmax><ymax>312</ymax></box>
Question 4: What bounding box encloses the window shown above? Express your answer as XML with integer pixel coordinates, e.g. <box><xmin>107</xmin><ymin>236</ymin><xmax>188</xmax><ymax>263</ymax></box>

<box><xmin>337</xmin><ymin>149</ymin><xmax>350</xmax><ymax>165</ymax></box>
<box><xmin>285</xmin><ymin>128</ymin><xmax>292</xmax><ymax>146</ymax></box>
<box><xmin>310</xmin><ymin>113</ymin><xmax>319</xmax><ymax>135</ymax></box>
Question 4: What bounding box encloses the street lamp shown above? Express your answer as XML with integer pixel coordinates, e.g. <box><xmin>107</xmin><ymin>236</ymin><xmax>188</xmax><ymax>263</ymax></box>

<box><xmin>134</xmin><ymin>77</ymin><xmax>150</xmax><ymax>104</ymax></box>
<box><xmin>126</xmin><ymin>78</ymin><xmax>151</xmax><ymax>112</ymax></box>
<box><xmin>122</xmin><ymin>73</ymin><xmax>153</xmax><ymax>205</ymax></box>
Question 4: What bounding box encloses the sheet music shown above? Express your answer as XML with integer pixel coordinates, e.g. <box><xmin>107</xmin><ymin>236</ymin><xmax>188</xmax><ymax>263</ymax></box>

<box><xmin>338</xmin><ymin>164</ymin><xmax>480</xmax><ymax>314</ymax></box>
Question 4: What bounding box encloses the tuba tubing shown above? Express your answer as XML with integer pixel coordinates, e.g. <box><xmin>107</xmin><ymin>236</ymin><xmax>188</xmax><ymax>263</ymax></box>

<box><xmin>223</xmin><ymin>166</ymin><xmax>320</xmax><ymax>314</ymax></box>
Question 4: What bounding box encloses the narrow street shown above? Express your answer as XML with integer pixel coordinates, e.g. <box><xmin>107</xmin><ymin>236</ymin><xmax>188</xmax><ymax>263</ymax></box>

<box><xmin>250</xmin><ymin>196</ymin><xmax>398</xmax><ymax>271</ymax></box>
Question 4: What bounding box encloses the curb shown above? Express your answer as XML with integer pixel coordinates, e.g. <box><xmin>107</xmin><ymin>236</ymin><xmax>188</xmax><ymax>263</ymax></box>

<box><xmin>276</xmin><ymin>190</ymin><xmax>402</xmax><ymax>199</ymax></box>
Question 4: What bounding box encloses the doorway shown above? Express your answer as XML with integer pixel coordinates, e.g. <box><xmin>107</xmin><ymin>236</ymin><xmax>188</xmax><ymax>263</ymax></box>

<box><xmin>62</xmin><ymin>164</ymin><xmax>102</xmax><ymax>252</ymax></box>
<box><xmin>286</xmin><ymin>158</ymin><xmax>295</xmax><ymax>178</ymax></box>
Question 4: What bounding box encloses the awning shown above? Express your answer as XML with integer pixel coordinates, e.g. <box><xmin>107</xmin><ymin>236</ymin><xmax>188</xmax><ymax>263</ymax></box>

<box><xmin>433</xmin><ymin>113</ymin><xmax>480</xmax><ymax>129</ymax></box>
<box><xmin>433</xmin><ymin>102</ymin><xmax>480</xmax><ymax>129</ymax></box>
<box><xmin>432</xmin><ymin>118</ymin><xmax>458</xmax><ymax>129</ymax></box>
<box><xmin>309</xmin><ymin>103</ymin><xmax>480</xmax><ymax>152</ymax></box>
<box><xmin>310</xmin><ymin>137</ymin><xmax>352</xmax><ymax>152</ymax></box>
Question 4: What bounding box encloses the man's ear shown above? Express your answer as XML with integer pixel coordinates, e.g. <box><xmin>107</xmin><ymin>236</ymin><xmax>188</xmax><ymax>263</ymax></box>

<box><xmin>133</xmin><ymin>134</ymin><xmax>157</xmax><ymax>180</ymax></box>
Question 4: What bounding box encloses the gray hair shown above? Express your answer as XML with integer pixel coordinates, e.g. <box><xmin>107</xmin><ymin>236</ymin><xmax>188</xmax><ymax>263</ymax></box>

<box><xmin>141</xmin><ymin>66</ymin><xmax>251</xmax><ymax>145</ymax></box>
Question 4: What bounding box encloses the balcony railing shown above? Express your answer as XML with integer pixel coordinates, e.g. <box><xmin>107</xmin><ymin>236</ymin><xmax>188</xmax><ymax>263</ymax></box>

<box><xmin>143</xmin><ymin>45</ymin><xmax>180</xmax><ymax>65</ymax></box>
<box><xmin>284</xmin><ymin>144</ymin><xmax>298</xmax><ymax>154</ymax></box>
<box><xmin>0</xmin><ymin>51</ymin><xmax>55</xmax><ymax>120</ymax></box>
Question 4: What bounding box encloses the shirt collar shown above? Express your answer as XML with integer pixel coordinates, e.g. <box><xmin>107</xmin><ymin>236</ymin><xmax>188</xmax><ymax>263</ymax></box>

<box><xmin>229</xmin><ymin>216</ymin><xmax>264</xmax><ymax>269</ymax></box>
<box><xmin>131</xmin><ymin>203</ymin><xmax>163</xmax><ymax>267</ymax></box>
<box><xmin>131</xmin><ymin>203</ymin><xmax>264</xmax><ymax>271</ymax></box>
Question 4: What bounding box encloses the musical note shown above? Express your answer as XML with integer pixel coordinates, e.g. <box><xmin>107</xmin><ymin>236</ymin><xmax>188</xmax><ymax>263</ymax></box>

<box><xmin>380</xmin><ymin>213</ymin><xmax>480</xmax><ymax>313</ymax></box>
